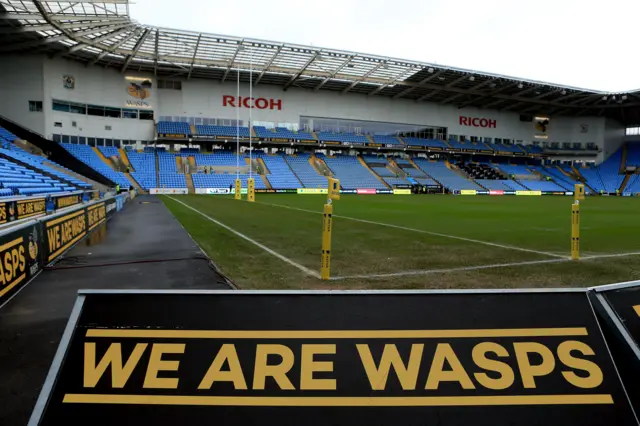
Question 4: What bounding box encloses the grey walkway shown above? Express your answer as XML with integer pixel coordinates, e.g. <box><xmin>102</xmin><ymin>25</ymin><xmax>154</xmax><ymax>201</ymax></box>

<box><xmin>0</xmin><ymin>195</ymin><xmax>232</xmax><ymax>425</ymax></box>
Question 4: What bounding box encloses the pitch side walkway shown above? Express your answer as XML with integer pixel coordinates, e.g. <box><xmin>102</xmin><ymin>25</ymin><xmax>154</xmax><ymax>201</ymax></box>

<box><xmin>0</xmin><ymin>195</ymin><xmax>232</xmax><ymax>425</ymax></box>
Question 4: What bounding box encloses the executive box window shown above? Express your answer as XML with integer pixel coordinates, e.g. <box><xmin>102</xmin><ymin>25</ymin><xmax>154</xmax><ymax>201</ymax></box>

<box><xmin>88</xmin><ymin>105</ymin><xmax>105</xmax><ymax>117</ymax></box>
<box><xmin>105</xmin><ymin>107</ymin><xmax>121</xmax><ymax>118</ymax></box>
<box><xmin>29</xmin><ymin>101</ymin><xmax>43</xmax><ymax>112</ymax></box>
<box><xmin>122</xmin><ymin>108</ymin><xmax>138</xmax><ymax>119</ymax></box>
<box><xmin>139</xmin><ymin>110</ymin><xmax>154</xmax><ymax>120</ymax></box>
<box><xmin>52</xmin><ymin>99</ymin><xmax>86</xmax><ymax>114</ymax></box>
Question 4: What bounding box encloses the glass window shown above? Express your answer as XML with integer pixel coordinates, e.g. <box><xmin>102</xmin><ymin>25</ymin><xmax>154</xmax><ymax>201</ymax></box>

<box><xmin>122</xmin><ymin>109</ymin><xmax>138</xmax><ymax>119</ymax></box>
<box><xmin>69</xmin><ymin>102</ymin><xmax>86</xmax><ymax>114</ymax></box>
<box><xmin>105</xmin><ymin>107</ymin><xmax>121</xmax><ymax>118</ymax></box>
<box><xmin>96</xmin><ymin>138</ymin><xmax>104</xmax><ymax>146</ymax></box>
<box><xmin>174</xmin><ymin>81</ymin><xmax>182</xmax><ymax>90</ymax></box>
<box><xmin>52</xmin><ymin>134</ymin><xmax>61</xmax><ymax>142</ymax></box>
<box><xmin>70</xmin><ymin>136</ymin><xmax>78</xmax><ymax>144</ymax></box>
<box><xmin>29</xmin><ymin>101</ymin><xmax>43</xmax><ymax>112</ymax></box>
<box><xmin>139</xmin><ymin>110</ymin><xmax>154</xmax><ymax>120</ymax></box>
<box><xmin>61</xmin><ymin>135</ymin><xmax>70</xmax><ymax>143</ymax></box>
<box><xmin>88</xmin><ymin>137</ymin><xmax>96</xmax><ymax>146</ymax></box>
<box><xmin>114</xmin><ymin>139</ymin><xmax>121</xmax><ymax>148</ymax></box>
<box><xmin>88</xmin><ymin>105</ymin><xmax>104</xmax><ymax>116</ymax></box>
<box><xmin>52</xmin><ymin>100</ymin><xmax>70</xmax><ymax>112</ymax></box>
<box><xmin>79</xmin><ymin>137</ymin><xmax>86</xmax><ymax>145</ymax></box>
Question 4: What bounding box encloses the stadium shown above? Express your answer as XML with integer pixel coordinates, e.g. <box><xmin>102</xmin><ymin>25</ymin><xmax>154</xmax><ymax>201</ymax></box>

<box><xmin>0</xmin><ymin>1</ymin><xmax>640</xmax><ymax>425</ymax></box>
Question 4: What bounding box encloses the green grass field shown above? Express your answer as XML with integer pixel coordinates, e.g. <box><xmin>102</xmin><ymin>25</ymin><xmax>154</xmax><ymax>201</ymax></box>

<box><xmin>161</xmin><ymin>194</ymin><xmax>640</xmax><ymax>290</ymax></box>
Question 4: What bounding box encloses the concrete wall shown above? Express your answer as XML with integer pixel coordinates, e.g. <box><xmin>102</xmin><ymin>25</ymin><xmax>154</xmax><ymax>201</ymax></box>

<box><xmin>0</xmin><ymin>55</ymin><xmax>45</xmax><ymax>135</ymax></box>
<box><xmin>0</xmin><ymin>55</ymin><xmax>611</xmax><ymax>149</ymax></box>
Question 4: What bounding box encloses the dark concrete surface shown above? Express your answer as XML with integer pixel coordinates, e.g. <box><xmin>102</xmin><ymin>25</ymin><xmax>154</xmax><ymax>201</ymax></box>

<box><xmin>0</xmin><ymin>195</ymin><xmax>232</xmax><ymax>425</ymax></box>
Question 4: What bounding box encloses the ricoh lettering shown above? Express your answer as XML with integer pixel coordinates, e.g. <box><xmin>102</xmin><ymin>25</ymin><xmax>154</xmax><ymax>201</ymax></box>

<box><xmin>222</xmin><ymin>95</ymin><xmax>282</xmax><ymax>110</ymax></box>
<box><xmin>459</xmin><ymin>116</ymin><xmax>497</xmax><ymax>128</ymax></box>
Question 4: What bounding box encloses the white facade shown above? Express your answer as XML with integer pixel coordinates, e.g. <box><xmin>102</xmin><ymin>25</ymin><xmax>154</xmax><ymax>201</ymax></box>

<box><xmin>0</xmin><ymin>55</ymin><xmax>626</xmax><ymax>158</ymax></box>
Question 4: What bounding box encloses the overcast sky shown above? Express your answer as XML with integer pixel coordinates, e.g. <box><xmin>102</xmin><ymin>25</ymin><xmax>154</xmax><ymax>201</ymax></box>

<box><xmin>129</xmin><ymin>0</ymin><xmax>639</xmax><ymax>92</ymax></box>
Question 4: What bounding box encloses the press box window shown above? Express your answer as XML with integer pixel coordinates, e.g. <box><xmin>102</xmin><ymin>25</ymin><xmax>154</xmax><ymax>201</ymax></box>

<box><xmin>29</xmin><ymin>101</ymin><xmax>43</xmax><ymax>112</ymax></box>
<box><xmin>139</xmin><ymin>110</ymin><xmax>154</xmax><ymax>120</ymax></box>
<box><xmin>122</xmin><ymin>109</ymin><xmax>138</xmax><ymax>119</ymax></box>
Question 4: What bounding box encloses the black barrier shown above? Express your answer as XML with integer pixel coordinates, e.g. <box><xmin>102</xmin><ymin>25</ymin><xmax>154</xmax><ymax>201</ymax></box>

<box><xmin>55</xmin><ymin>193</ymin><xmax>83</xmax><ymax>210</ymax></box>
<box><xmin>30</xmin><ymin>289</ymin><xmax>639</xmax><ymax>426</ymax></box>
<box><xmin>0</xmin><ymin>222</ymin><xmax>42</xmax><ymax>306</ymax></box>
<box><xmin>589</xmin><ymin>282</ymin><xmax>640</xmax><ymax>412</ymax></box>
<box><xmin>0</xmin><ymin>191</ymin><xmax>95</xmax><ymax>225</ymax></box>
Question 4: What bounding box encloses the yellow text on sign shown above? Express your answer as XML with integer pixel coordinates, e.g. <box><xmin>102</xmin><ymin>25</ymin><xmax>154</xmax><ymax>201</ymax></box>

<box><xmin>46</xmin><ymin>211</ymin><xmax>87</xmax><ymax>261</ymax></box>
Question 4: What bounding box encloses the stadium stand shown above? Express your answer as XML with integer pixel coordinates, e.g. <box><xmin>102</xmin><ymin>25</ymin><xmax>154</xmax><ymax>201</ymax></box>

<box><xmin>401</xmin><ymin>138</ymin><xmax>449</xmax><ymax>149</ymax></box>
<box><xmin>195</xmin><ymin>125</ymin><xmax>250</xmax><ymax>138</ymax></box>
<box><xmin>61</xmin><ymin>143</ymin><xmax>131</xmax><ymax>189</ymax></box>
<box><xmin>192</xmin><ymin>173</ymin><xmax>267</xmax><ymax>190</ymax></box>
<box><xmin>128</xmin><ymin>151</ymin><xmax>157</xmax><ymax>190</ymax></box>
<box><xmin>323</xmin><ymin>155</ymin><xmax>387</xmax><ymax>189</ymax></box>
<box><xmin>317</xmin><ymin>132</ymin><xmax>368</xmax><ymax>144</ymax></box>
<box><xmin>258</xmin><ymin>153</ymin><xmax>301</xmax><ymax>189</ymax></box>
<box><xmin>475</xmin><ymin>179</ymin><xmax>523</xmax><ymax>191</ymax></box>
<box><xmin>577</xmin><ymin>148</ymin><xmax>624</xmax><ymax>193</ymax></box>
<box><xmin>157</xmin><ymin>121</ymin><xmax>191</xmax><ymax>137</ymax></box>
<box><xmin>626</xmin><ymin>174</ymin><xmax>640</xmax><ymax>193</ymax></box>
<box><xmin>1</xmin><ymin>145</ymin><xmax>91</xmax><ymax>189</ymax></box>
<box><xmin>371</xmin><ymin>135</ymin><xmax>403</xmax><ymax>146</ymax></box>
<box><xmin>0</xmin><ymin>154</ymin><xmax>72</xmax><ymax>196</ymax></box>
<box><xmin>413</xmin><ymin>159</ymin><xmax>483</xmax><ymax>191</ymax></box>
<box><xmin>254</xmin><ymin>126</ymin><xmax>316</xmax><ymax>141</ymax></box>
<box><xmin>195</xmin><ymin>150</ymin><xmax>239</xmax><ymax>166</ymax></box>
<box><xmin>627</xmin><ymin>142</ymin><xmax>640</xmax><ymax>166</ymax></box>
<box><xmin>285</xmin><ymin>154</ymin><xmax>328</xmax><ymax>188</ymax></box>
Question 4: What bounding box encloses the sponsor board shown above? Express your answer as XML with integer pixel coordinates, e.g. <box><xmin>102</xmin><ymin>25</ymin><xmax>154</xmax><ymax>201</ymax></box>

<box><xmin>87</xmin><ymin>202</ymin><xmax>107</xmax><ymax>232</ymax></box>
<box><xmin>489</xmin><ymin>190</ymin><xmax>504</xmax><ymax>196</ymax></box>
<box><xmin>516</xmin><ymin>190</ymin><xmax>542</xmax><ymax>196</ymax></box>
<box><xmin>367</xmin><ymin>143</ymin><xmax>383</xmax><ymax>148</ymax></box>
<box><xmin>565</xmin><ymin>192</ymin><xmax>575</xmax><ymax>196</ymax></box>
<box><xmin>339</xmin><ymin>189</ymin><xmax>357</xmax><ymax>194</ymax></box>
<box><xmin>205</xmin><ymin>188</ymin><xmax>231</xmax><ymax>195</ymax></box>
<box><xmin>0</xmin><ymin>201</ymin><xmax>12</xmax><ymax>224</ymax></box>
<box><xmin>393</xmin><ymin>189</ymin><xmax>412</xmax><ymax>195</ymax></box>
<box><xmin>55</xmin><ymin>194</ymin><xmax>82</xmax><ymax>210</ymax></box>
<box><xmin>460</xmin><ymin>190</ymin><xmax>477</xmax><ymax>195</ymax></box>
<box><xmin>589</xmin><ymin>282</ymin><xmax>640</xmax><ymax>411</ymax></box>
<box><xmin>43</xmin><ymin>209</ymin><xmax>87</xmax><ymax>263</ymax></box>
<box><xmin>322</xmin><ymin>141</ymin><xmax>342</xmax><ymax>145</ymax></box>
<box><xmin>0</xmin><ymin>224</ymin><xmax>41</xmax><ymax>306</ymax></box>
<box><xmin>357</xmin><ymin>189</ymin><xmax>377</xmax><ymax>195</ymax></box>
<box><xmin>256</xmin><ymin>189</ymin><xmax>276</xmax><ymax>193</ymax></box>
<box><xmin>150</xmin><ymin>188</ymin><xmax>189</xmax><ymax>195</ymax></box>
<box><xmin>297</xmin><ymin>188</ymin><xmax>328</xmax><ymax>195</ymax></box>
<box><xmin>376</xmin><ymin>189</ymin><xmax>393</xmax><ymax>194</ymax></box>
<box><xmin>275</xmin><ymin>189</ymin><xmax>297</xmax><ymax>193</ymax></box>
<box><xmin>31</xmin><ymin>290</ymin><xmax>639</xmax><ymax>426</ymax></box>
<box><xmin>231</xmin><ymin>188</ymin><xmax>248</xmax><ymax>195</ymax></box>
<box><xmin>16</xmin><ymin>198</ymin><xmax>46</xmax><ymax>220</ymax></box>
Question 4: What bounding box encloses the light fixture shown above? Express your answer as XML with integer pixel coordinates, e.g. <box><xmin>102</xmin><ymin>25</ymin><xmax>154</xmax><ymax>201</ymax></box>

<box><xmin>622</xmin><ymin>95</ymin><xmax>628</xmax><ymax>100</ymax></box>
<box><xmin>602</xmin><ymin>96</ymin><xmax>607</xmax><ymax>101</ymax></box>
<box><xmin>427</xmin><ymin>67</ymin><xmax>434</xmax><ymax>73</ymax></box>
<box><xmin>517</xmin><ymin>83</ymin><xmax>523</xmax><ymax>89</ymax></box>
<box><xmin>469</xmin><ymin>76</ymin><xmax>475</xmax><ymax>81</ymax></box>
<box><xmin>561</xmin><ymin>90</ymin><xmax>566</xmax><ymax>95</ymax></box>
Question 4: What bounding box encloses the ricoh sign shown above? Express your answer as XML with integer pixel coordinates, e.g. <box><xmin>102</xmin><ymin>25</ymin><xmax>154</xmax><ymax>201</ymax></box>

<box><xmin>460</xmin><ymin>116</ymin><xmax>497</xmax><ymax>128</ymax></box>
<box><xmin>223</xmin><ymin>95</ymin><xmax>282</xmax><ymax>110</ymax></box>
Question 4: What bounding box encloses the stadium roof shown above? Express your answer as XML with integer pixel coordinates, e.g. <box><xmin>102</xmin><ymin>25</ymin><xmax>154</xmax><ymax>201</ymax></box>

<box><xmin>2</xmin><ymin>0</ymin><xmax>640</xmax><ymax>124</ymax></box>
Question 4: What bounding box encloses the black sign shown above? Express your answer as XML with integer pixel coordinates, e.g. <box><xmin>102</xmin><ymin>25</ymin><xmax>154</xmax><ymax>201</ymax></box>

<box><xmin>275</xmin><ymin>189</ymin><xmax>297</xmax><ymax>193</ymax></box>
<box><xmin>322</xmin><ymin>141</ymin><xmax>342</xmax><ymax>145</ymax></box>
<box><xmin>269</xmin><ymin>138</ymin><xmax>291</xmax><ymax>143</ymax></box>
<box><xmin>43</xmin><ymin>209</ymin><xmax>88</xmax><ymax>264</ymax></box>
<box><xmin>376</xmin><ymin>189</ymin><xmax>393</xmax><ymax>194</ymax></box>
<box><xmin>589</xmin><ymin>282</ymin><xmax>640</xmax><ymax>411</ymax></box>
<box><xmin>16</xmin><ymin>198</ymin><xmax>46</xmax><ymax>220</ymax></box>
<box><xmin>0</xmin><ymin>223</ymin><xmax>42</xmax><ymax>306</ymax></box>
<box><xmin>55</xmin><ymin>194</ymin><xmax>82</xmax><ymax>210</ymax></box>
<box><xmin>298</xmin><ymin>140</ymin><xmax>317</xmax><ymax>144</ymax></box>
<box><xmin>339</xmin><ymin>189</ymin><xmax>357</xmax><ymax>194</ymax></box>
<box><xmin>256</xmin><ymin>189</ymin><xmax>276</xmax><ymax>193</ymax></box>
<box><xmin>368</xmin><ymin>143</ymin><xmax>382</xmax><ymax>148</ymax></box>
<box><xmin>31</xmin><ymin>290</ymin><xmax>639</xmax><ymax>426</ymax></box>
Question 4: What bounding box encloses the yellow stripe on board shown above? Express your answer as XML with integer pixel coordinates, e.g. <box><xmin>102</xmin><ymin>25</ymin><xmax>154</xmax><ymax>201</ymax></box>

<box><xmin>87</xmin><ymin>203</ymin><xmax>105</xmax><ymax>211</ymax></box>
<box><xmin>89</xmin><ymin>218</ymin><xmax>105</xmax><ymax>232</ymax></box>
<box><xmin>0</xmin><ymin>237</ymin><xmax>23</xmax><ymax>252</ymax></box>
<box><xmin>62</xmin><ymin>394</ymin><xmax>614</xmax><ymax>407</ymax></box>
<box><xmin>46</xmin><ymin>210</ymin><xmax>84</xmax><ymax>227</ymax></box>
<box><xmin>633</xmin><ymin>305</ymin><xmax>640</xmax><ymax>318</ymax></box>
<box><xmin>17</xmin><ymin>211</ymin><xmax>43</xmax><ymax>219</ymax></box>
<box><xmin>0</xmin><ymin>273</ymin><xmax>26</xmax><ymax>298</ymax></box>
<box><xmin>85</xmin><ymin>327</ymin><xmax>588</xmax><ymax>339</ymax></box>
<box><xmin>48</xmin><ymin>232</ymin><xmax>86</xmax><ymax>261</ymax></box>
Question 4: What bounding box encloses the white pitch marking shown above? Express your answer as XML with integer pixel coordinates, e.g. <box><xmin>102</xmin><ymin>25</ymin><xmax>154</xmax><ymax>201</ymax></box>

<box><xmin>331</xmin><ymin>251</ymin><xmax>640</xmax><ymax>281</ymax></box>
<box><xmin>257</xmin><ymin>201</ymin><xmax>568</xmax><ymax>259</ymax></box>
<box><xmin>330</xmin><ymin>258</ymin><xmax>569</xmax><ymax>280</ymax></box>
<box><xmin>167</xmin><ymin>196</ymin><xmax>321</xmax><ymax>279</ymax></box>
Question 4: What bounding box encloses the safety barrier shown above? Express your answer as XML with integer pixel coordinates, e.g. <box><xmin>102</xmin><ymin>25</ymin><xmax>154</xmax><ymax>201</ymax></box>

<box><xmin>29</xmin><ymin>287</ymin><xmax>640</xmax><ymax>425</ymax></box>
<box><xmin>0</xmin><ymin>191</ymin><xmax>135</xmax><ymax>308</ymax></box>
<box><xmin>0</xmin><ymin>190</ymin><xmax>98</xmax><ymax>226</ymax></box>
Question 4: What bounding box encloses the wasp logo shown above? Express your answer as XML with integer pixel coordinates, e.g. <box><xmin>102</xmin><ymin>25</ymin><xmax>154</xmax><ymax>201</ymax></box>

<box><xmin>28</xmin><ymin>227</ymin><xmax>38</xmax><ymax>261</ymax></box>
<box><xmin>535</xmin><ymin>118</ymin><xmax>549</xmax><ymax>133</ymax></box>
<box><xmin>126</xmin><ymin>80</ymin><xmax>152</xmax><ymax>100</ymax></box>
